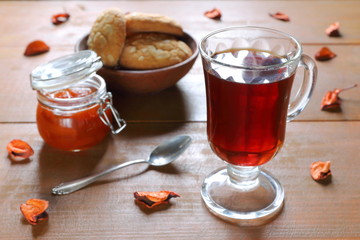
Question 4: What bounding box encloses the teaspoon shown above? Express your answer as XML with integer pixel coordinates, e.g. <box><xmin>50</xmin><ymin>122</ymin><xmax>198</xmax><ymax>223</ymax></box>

<box><xmin>52</xmin><ymin>135</ymin><xmax>192</xmax><ymax>195</ymax></box>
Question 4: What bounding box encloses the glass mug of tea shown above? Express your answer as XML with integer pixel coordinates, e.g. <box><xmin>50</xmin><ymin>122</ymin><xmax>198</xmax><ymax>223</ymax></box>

<box><xmin>199</xmin><ymin>26</ymin><xmax>317</xmax><ymax>225</ymax></box>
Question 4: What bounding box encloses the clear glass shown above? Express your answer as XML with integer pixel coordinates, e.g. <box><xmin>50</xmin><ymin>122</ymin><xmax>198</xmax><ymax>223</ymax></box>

<box><xmin>31</xmin><ymin>50</ymin><xmax>102</xmax><ymax>91</ymax></box>
<box><xmin>36</xmin><ymin>75</ymin><xmax>111</xmax><ymax>151</ymax></box>
<box><xmin>31</xmin><ymin>51</ymin><xmax>126</xmax><ymax>151</ymax></box>
<box><xmin>199</xmin><ymin>26</ymin><xmax>317</xmax><ymax>225</ymax></box>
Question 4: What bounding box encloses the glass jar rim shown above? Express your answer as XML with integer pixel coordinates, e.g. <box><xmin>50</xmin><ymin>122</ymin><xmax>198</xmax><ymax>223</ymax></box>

<box><xmin>199</xmin><ymin>26</ymin><xmax>302</xmax><ymax>71</ymax></box>
<box><xmin>36</xmin><ymin>74</ymin><xmax>107</xmax><ymax>110</ymax></box>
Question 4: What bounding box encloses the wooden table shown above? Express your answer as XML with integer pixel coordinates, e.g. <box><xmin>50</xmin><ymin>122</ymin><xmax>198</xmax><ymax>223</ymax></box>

<box><xmin>1</xmin><ymin>1</ymin><xmax>360</xmax><ymax>239</ymax></box>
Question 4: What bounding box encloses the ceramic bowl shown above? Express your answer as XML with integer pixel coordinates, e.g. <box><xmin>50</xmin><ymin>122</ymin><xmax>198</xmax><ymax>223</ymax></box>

<box><xmin>75</xmin><ymin>32</ymin><xmax>199</xmax><ymax>94</ymax></box>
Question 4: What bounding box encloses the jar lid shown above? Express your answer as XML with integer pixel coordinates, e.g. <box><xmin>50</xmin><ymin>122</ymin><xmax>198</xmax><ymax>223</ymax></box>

<box><xmin>31</xmin><ymin>50</ymin><xmax>103</xmax><ymax>91</ymax></box>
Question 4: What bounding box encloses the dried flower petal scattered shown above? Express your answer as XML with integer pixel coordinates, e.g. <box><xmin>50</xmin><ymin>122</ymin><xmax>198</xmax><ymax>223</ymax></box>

<box><xmin>321</xmin><ymin>84</ymin><xmax>357</xmax><ymax>111</ymax></box>
<box><xmin>204</xmin><ymin>8</ymin><xmax>222</xmax><ymax>20</ymax></box>
<box><xmin>325</xmin><ymin>22</ymin><xmax>341</xmax><ymax>37</ymax></box>
<box><xmin>134</xmin><ymin>191</ymin><xmax>180</xmax><ymax>208</ymax></box>
<box><xmin>310</xmin><ymin>161</ymin><xmax>332</xmax><ymax>181</ymax></box>
<box><xmin>6</xmin><ymin>139</ymin><xmax>34</xmax><ymax>162</ymax></box>
<box><xmin>52</xmin><ymin>13</ymin><xmax>70</xmax><ymax>25</ymax></box>
<box><xmin>269</xmin><ymin>12</ymin><xmax>290</xmax><ymax>21</ymax></box>
<box><xmin>24</xmin><ymin>40</ymin><xmax>50</xmax><ymax>56</ymax></box>
<box><xmin>315</xmin><ymin>47</ymin><xmax>337</xmax><ymax>61</ymax></box>
<box><xmin>20</xmin><ymin>198</ymin><xmax>49</xmax><ymax>225</ymax></box>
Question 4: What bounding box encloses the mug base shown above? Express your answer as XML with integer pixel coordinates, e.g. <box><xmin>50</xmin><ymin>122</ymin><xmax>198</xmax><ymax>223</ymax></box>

<box><xmin>201</xmin><ymin>167</ymin><xmax>284</xmax><ymax>226</ymax></box>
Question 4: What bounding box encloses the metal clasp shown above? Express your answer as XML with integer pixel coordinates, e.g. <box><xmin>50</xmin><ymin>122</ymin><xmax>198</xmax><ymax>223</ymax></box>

<box><xmin>98</xmin><ymin>92</ymin><xmax>126</xmax><ymax>135</ymax></box>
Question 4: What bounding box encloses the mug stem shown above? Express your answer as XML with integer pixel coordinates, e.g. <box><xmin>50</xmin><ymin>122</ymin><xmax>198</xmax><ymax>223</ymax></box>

<box><xmin>227</xmin><ymin>165</ymin><xmax>260</xmax><ymax>190</ymax></box>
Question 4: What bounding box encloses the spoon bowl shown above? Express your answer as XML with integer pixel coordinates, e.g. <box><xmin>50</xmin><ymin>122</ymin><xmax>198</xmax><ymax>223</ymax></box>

<box><xmin>148</xmin><ymin>135</ymin><xmax>192</xmax><ymax>166</ymax></box>
<box><xmin>52</xmin><ymin>135</ymin><xmax>192</xmax><ymax>195</ymax></box>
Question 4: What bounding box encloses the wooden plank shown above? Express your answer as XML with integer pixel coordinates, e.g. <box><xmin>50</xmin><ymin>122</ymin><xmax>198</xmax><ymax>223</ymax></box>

<box><xmin>1</xmin><ymin>45</ymin><xmax>359</xmax><ymax>123</ymax></box>
<box><xmin>1</xmin><ymin>0</ymin><xmax>360</xmax><ymax>123</ymax></box>
<box><xmin>0</xmin><ymin>122</ymin><xmax>360</xmax><ymax>239</ymax></box>
<box><xmin>0</xmin><ymin>1</ymin><xmax>359</xmax><ymax>239</ymax></box>
<box><xmin>0</xmin><ymin>1</ymin><xmax>360</xmax><ymax>47</ymax></box>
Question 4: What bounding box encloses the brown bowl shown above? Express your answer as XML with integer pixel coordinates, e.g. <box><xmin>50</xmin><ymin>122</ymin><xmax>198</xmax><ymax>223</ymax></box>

<box><xmin>75</xmin><ymin>32</ymin><xmax>199</xmax><ymax>94</ymax></box>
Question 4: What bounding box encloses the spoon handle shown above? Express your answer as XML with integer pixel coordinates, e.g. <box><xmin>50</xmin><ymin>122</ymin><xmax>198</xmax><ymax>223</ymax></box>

<box><xmin>52</xmin><ymin>159</ymin><xmax>146</xmax><ymax>195</ymax></box>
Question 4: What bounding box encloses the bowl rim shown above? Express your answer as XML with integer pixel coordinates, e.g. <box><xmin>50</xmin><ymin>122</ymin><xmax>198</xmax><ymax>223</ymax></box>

<box><xmin>74</xmin><ymin>31</ymin><xmax>199</xmax><ymax>74</ymax></box>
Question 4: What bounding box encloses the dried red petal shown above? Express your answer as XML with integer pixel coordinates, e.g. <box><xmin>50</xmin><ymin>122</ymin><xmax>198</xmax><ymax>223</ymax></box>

<box><xmin>6</xmin><ymin>139</ymin><xmax>34</xmax><ymax>162</ymax></box>
<box><xmin>321</xmin><ymin>90</ymin><xmax>341</xmax><ymax>111</ymax></box>
<box><xmin>315</xmin><ymin>47</ymin><xmax>337</xmax><ymax>61</ymax></box>
<box><xmin>24</xmin><ymin>40</ymin><xmax>50</xmax><ymax>56</ymax></box>
<box><xmin>310</xmin><ymin>161</ymin><xmax>331</xmax><ymax>181</ymax></box>
<box><xmin>269</xmin><ymin>12</ymin><xmax>290</xmax><ymax>21</ymax></box>
<box><xmin>20</xmin><ymin>198</ymin><xmax>49</xmax><ymax>225</ymax></box>
<box><xmin>134</xmin><ymin>191</ymin><xmax>180</xmax><ymax>208</ymax></box>
<box><xmin>321</xmin><ymin>84</ymin><xmax>357</xmax><ymax>111</ymax></box>
<box><xmin>204</xmin><ymin>8</ymin><xmax>222</xmax><ymax>20</ymax></box>
<box><xmin>52</xmin><ymin>13</ymin><xmax>70</xmax><ymax>25</ymax></box>
<box><xmin>325</xmin><ymin>22</ymin><xmax>341</xmax><ymax>37</ymax></box>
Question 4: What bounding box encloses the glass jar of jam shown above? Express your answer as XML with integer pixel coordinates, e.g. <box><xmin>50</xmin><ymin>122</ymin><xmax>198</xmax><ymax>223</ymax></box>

<box><xmin>31</xmin><ymin>50</ymin><xmax>126</xmax><ymax>151</ymax></box>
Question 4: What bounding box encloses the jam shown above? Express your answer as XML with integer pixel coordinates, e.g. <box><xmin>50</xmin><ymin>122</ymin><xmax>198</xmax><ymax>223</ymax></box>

<box><xmin>31</xmin><ymin>51</ymin><xmax>126</xmax><ymax>151</ymax></box>
<box><xmin>46</xmin><ymin>87</ymin><xmax>96</xmax><ymax>99</ymax></box>
<box><xmin>36</xmin><ymin>87</ymin><xmax>111</xmax><ymax>151</ymax></box>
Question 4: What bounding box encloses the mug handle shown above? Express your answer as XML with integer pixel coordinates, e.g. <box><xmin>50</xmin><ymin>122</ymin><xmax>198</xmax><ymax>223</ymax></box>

<box><xmin>287</xmin><ymin>54</ymin><xmax>317</xmax><ymax>121</ymax></box>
